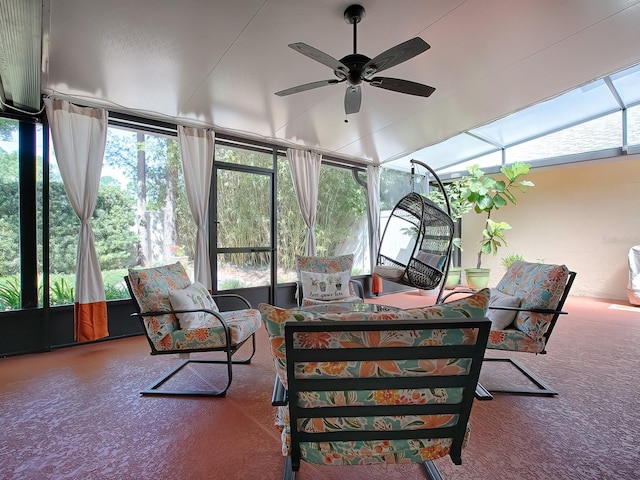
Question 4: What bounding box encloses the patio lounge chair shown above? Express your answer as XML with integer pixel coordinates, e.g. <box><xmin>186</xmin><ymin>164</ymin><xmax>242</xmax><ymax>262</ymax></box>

<box><xmin>126</xmin><ymin>262</ymin><xmax>260</xmax><ymax>396</ymax></box>
<box><xmin>443</xmin><ymin>261</ymin><xmax>576</xmax><ymax>399</ymax></box>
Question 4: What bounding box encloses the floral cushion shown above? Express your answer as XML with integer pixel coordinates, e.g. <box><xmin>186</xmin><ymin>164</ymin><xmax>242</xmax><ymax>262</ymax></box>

<box><xmin>273</xmin><ymin>405</ymin><xmax>469</xmax><ymax>462</ymax></box>
<box><xmin>128</xmin><ymin>262</ymin><xmax>192</xmax><ymax>341</ymax></box>
<box><xmin>487</xmin><ymin>328</ymin><xmax>545</xmax><ymax>354</ymax></box>
<box><xmin>157</xmin><ymin>309</ymin><xmax>261</xmax><ymax>351</ymax></box>
<box><xmin>295</xmin><ymin>254</ymin><xmax>354</xmax><ymax>274</ymax></box>
<box><xmin>128</xmin><ymin>262</ymin><xmax>260</xmax><ymax>352</ymax></box>
<box><xmin>299</xmin><ymin>437</ymin><xmax>467</xmax><ymax>465</ymax></box>
<box><xmin>495</xmin><ymin>261</ymin><xmax>569</xmax><ymax>341</ymax></box>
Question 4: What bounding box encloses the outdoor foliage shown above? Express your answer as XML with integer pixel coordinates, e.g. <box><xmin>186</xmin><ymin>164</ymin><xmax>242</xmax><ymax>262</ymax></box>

<box><xmin>1</xmin><ymin>122</ymin><xmax>369</xmax><ymax>308</ymax></box>
<box><xmin>50</xmin><ymin>278</ymin><xmax>75</xmax><ymax>305</ymax></box>
<box><xmin>0</xmin><ymin>276</ymin><xmax>21</xmax><ymax>310</ymax></box>
<box><xmin>379</xmin><ymin>168</ymin><xmax>413</xmax><ymax>210</ymax></box>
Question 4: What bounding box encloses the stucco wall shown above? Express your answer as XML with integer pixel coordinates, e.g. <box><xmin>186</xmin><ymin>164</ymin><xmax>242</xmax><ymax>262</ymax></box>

<box><xmin>459</xmin><ymin>155</ymin><xmax>640</xmax><ymax>300</ymax></box>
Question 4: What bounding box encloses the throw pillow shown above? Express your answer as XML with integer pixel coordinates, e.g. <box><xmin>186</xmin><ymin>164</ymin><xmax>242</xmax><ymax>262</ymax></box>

<box><xmin>169</xmin><ymin>281</ymin><xmax>219</xmax><ymax>330</ymax></box>
<box><xmin>300</xmin><ymin>270</ymin><xmax>351</xmax><ymax>301</ymax></box>
<box><xmin>373</xmin><ymin>264</ymin><xmax>404</xmax><ymax>280</ymax></box>
<box><xmin>486</xmin><ymin>288</ymin><xmax>521</xmax><ymax>330</ymax></box>
<box><xmin>415</xmin><ymin>250</ymin><xmax>447</xmax><ymax>271</ymax></box>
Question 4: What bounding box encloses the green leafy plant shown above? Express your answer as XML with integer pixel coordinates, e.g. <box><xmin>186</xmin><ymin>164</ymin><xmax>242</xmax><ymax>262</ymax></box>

<box><xmin>50</xmin><ymin>278</ymin><xmax>75</xmax><ymax>306</ymax></box>
<box><xmin>501</xmin><ymin>253</ymin><xmax>525</xmax><ymax>270</ymax></box>
<box><xmin>0</xmin><ymin>276</ymin><xmax>21</xmax><ymax>310</ymax></box>
<box><xmin>104</xmin><ymin>283</ymin><xmax>129</xmax><ymax>301</ymax></box>
<box><xmin>459</xmin><ymin>162</ymin><xmax>534</xmax><ymax>268</ymax></box>
<box><xmin>219</xmin><ymin>278</ymin><xmax>244</xmax><ymax>290</ymax></box>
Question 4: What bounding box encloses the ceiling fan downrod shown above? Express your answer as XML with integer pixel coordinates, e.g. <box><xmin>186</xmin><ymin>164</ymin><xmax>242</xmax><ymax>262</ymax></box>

<box><xmin>344</xmin><ymin>4</ymin><xmax>365</xmax><ymax>55</ymax></box>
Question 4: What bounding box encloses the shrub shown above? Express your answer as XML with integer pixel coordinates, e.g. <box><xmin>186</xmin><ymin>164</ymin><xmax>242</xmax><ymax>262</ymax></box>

<box><xmin>219</xmin><ymin>278</ymin><xmax>244</xmax><ymax>290</ymax></box>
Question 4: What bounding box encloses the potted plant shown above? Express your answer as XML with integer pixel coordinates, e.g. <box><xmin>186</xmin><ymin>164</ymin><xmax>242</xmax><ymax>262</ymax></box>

<box><xmin>501</xmin><ymin>252</ymin><xmax>524</xmax><ymax>271</ymax></box>
<box><xmin>458</xmin><ymin>162</ymin><xmax>534</xmax><ymax>288</ymax></box>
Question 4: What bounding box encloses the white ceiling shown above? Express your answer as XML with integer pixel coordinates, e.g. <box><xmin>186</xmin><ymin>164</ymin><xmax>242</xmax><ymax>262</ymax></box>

<box><xmin>28</xmin><ymin>0</ymin><xmax>640</xmax><ymax>166</ymax></box>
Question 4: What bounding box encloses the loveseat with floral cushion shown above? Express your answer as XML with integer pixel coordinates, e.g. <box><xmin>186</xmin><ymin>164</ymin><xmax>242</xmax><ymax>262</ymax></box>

<box><xmin>126</xmin><ymin>262</ymin><xmax>261</xmax><ymax>396</ymax></box>
<box><xmin>259</xmin><ymin>289</ymin><xmax>490</xmax><ymax>478</ymax></box>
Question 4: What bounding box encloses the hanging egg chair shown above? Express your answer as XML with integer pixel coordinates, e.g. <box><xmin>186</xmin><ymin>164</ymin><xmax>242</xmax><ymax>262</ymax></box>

<box><xmin>374</xmin><ymin>160</ymin><xmax>454</xmax><ymax>301</ymax></box>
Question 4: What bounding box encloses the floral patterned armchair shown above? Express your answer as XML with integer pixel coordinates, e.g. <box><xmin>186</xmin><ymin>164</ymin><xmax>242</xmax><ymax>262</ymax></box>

<box><xmin>259</xmin><ymin>289</ymin><xmax>490</xmax><ymax>479</ymax></box>
<box><xmin>126</xmin><ymin>262</ymin><xmax>261</xmax><ymax>396</ymax></box>
<box><xmin>444</xmin><ymin>261</ymin><xmax>576</xmax><ymax>398</ymax></box>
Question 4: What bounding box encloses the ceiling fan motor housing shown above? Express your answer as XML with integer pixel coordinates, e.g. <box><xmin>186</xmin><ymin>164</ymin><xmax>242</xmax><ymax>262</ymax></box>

<box><xmin>338</xmin><ymin>53</ymin><xmax>370</xmax><ymax>85</ymax></box>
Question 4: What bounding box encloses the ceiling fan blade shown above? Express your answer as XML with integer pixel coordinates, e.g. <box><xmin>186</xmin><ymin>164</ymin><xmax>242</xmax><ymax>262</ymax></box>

<box><xmin>275</xmin><ymin>79</ymin><xmax>340</xmax><ymax>97</ymax></box>
<box><xmin>288</xmin><ymin>42</ymin><xmax>349</xmax><ymax>73</ymax></box>
<box><xmin>345</xmin><ymin>85</ymin><xmax>362</xmax><ymax>114</ymax></box>
<box><xmin>363</xmin><ymin>38</ymin><xmax>430</xmax><ymax>74</ymax></box>
<box><xmin>369</xmin><ymin>77</ymin><xmax>435</xmax><ymax>97</ymax></box>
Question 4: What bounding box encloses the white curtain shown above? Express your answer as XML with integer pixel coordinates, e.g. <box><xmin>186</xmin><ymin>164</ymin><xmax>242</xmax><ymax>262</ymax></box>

<box><xmin>287</xmin><ymin>148</ymin><xmax>322</xmax><ymax>256</ymax></box>
<box><xmin>178</xmin><ymin>126</ymin><xmax>215</xmax><ymax>289</ymax></box>
<box><xmin>44</xmin><ymin>98</ymin><xmax>108</xmax><ymax>342</ymax></box>
<box><xmin>367</xmin><ymin>165</ymin><xmax>381</xmax><ymax>272</ymax></box>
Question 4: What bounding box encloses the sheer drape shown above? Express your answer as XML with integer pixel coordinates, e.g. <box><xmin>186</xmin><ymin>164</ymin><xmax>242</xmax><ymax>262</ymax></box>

<box><xmin>178</xmin><ymin>126</ymin><xmax>214</xmax><ymax>289</ymax></box>
<box><xmin>367</xmin><ymin>164</ymin><xmax>381</xmax><ymax>273</ymax></box>
<box><xmin>44</xmin><ymin>98</ymin><xmax>108</xmax><ymax>342</ymax></box>
<box><xmin>287</xmin><ymin>148</ymin><xmax>322</xmax><ymax>256</ymax></box>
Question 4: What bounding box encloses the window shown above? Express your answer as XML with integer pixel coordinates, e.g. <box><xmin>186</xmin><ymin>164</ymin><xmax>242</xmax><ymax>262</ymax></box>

<box><xmin>0</xmin><ymin>119</ymin><xmax>43</xmax><ymax>310</ymax></box>
<box><xmin>507</xmin><ymin>112</ymin><xmax>622</xmax><ymax>163</ymax></box>
<box><xmin>215</xmin><ymin>154</ymin><xmax>273</xmax><ymax>290</ymax></box>
<box><xmin>0</xmin><ymin>119</ymin><xmax>20</xmax><ymax>310</ymax></box>
<box><xmin>276</xmin><ymin>156</ymin><xmax>305</xmax><ymax>283</ymax></box>
<box><xmin>47</xmin><ymin>126</ymin><xmax>196</xmax><ymax>304</ymax></box>
<box><xmin>316</xmin><ymin>164</ymin><xmax>369</xmax><ymax>275</ymax></box>
<box><xmin>627</xmin><ymin>104</ymin><xmax>640</xmax><ymax>147</ymax></box>
<box><xmin>277</xmin><ymin>160</ymin><xmax>370</xmax><ymax>280</ymax></box>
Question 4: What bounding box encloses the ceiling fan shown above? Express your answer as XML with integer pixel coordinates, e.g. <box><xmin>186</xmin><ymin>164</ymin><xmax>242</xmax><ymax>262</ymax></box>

<box><xmin>275</xmin><ymin>4</ymin><xmax>435</xmax><ymax>115</ymax></box>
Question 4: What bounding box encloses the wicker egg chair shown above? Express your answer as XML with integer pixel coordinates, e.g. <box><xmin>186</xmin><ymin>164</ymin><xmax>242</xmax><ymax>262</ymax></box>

<box><xmin>375</xmin><ymin>160</ymin><xmax>454</xmax><ymax>302</ymax></box>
